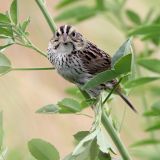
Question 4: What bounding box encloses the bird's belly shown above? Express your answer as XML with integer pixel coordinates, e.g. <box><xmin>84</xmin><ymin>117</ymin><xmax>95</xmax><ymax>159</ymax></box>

<box><xmin>52</xmin><ymin>53</ymin><xmax>94</xmax><ymax>85</ymax></box>
<box><xmin>54</xmin><ymin>58</ymin><xmax>82</xmax><ymax>83</ymax></box>
<box><xmin>57</xmin><ymin>67</ymin><xmax>79</xmax><ymax>83</ymax></box>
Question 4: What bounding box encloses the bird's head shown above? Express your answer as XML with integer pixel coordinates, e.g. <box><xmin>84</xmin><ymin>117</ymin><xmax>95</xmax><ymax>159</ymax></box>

<box><xmin>49</xmin><ymin>25</ymin><xmax>86</xmax><ymax>51</ymax></box>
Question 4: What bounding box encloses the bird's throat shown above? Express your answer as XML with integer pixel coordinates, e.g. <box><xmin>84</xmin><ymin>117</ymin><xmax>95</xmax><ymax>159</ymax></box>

<box><xmin>56</xmin><ymin>42</ymin><xmax>74</xmax><ymax>54</ymax></box>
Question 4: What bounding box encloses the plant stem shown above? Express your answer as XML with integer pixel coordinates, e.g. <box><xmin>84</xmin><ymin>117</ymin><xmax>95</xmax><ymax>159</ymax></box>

<box><xmin>29</xmin><ymin>42</ymin><xmax>47</xmax><ymax>57</ymax></box>
<box><xmin>101</xmin><ymin>110</ymin><xmax>132</xmax><ymax>160</ymax></box>
<box><xmin>35</xmin><ymin>0</ymin><xmax>57</xmax><ymax>33</ymax></box>
<box><xmin>102</xmin><ymin>77</ymin><xmax>123</xmax><ymax>105</ymax></box>
<box><xmin>12</xmin><ymin>67</ymin><xmax>54</xmax><ymax>71</ymax></box>
<box><xmin>16</xmin><ymin>37</ymin><xmax>47</xmax><ymax>57</ymax></box>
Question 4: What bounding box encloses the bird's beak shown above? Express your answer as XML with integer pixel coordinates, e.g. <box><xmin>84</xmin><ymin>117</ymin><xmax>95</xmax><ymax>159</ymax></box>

<box><xmin>62</xmin><ymin>33</ymin><xmax>67</xmax><ymax>43</ymax></box>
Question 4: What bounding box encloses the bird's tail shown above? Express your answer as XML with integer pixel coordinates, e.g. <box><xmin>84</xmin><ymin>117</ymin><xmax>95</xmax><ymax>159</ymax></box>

<box><xmin>116</xmin><ymin>90</ymin><xmax>137</xmax><ymax>113</ymax></box>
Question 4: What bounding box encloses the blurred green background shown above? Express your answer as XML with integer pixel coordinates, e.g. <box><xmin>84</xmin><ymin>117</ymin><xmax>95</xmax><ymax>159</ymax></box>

<box><xmin>0</xmin><ymin>0</ymin><xmax>160</xmax><ymax>159</ymax></box>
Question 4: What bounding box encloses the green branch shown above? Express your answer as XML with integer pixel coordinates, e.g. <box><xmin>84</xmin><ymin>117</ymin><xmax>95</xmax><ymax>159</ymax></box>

<box><xmin>35</xmin><ymin>0</ymin><xmax>57</xmax><ymax>33</ymax></box>
<box><xmin>16</xmin><ymin>42</ymin><xmax>47</xmax><ymax>57</ymax></box>
<box><xmin>101</xmin><ymin>110</ymin><xmax>132</xmax><ymax>160</ymax></box>
<box><xmin>12</xmin><ymin>67</ymin><xmax>54</xmax><ymax>71</ymax></box>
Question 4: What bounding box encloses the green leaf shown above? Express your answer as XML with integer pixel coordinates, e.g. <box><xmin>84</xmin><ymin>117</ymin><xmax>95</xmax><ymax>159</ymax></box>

<box><xmin>146</xmin><ymin>122</ymin><xmax>160</xmax><ymax>131</ymax></box>
<box><xmin>28</xmin><ymin>139</ymin><xmax>60</xmax><ymax>160</ymax></box>
<box><xmin>10</xmin><ymin>0</ymin><xmax>18</xmax><ymax>24</ymax></box>
<box><xmin>144</xmin><ymin>110</ymin><xmax>160</xmax><ymax>117</ymax></box>
<box><xmin>74</xmin><ymin>131</ymin><xmax>89</xmax><ymax>142</ymax></box>
<box><xmin>56</xmin><ymin>0</ymin><xmax>80</xmax><ymax>9</ymax></box>
<box><xmin>124</xmin><ymin>77</ymin><xmax>160</xmax><ymax>88</ymax></box>
<box><xmin>55</xmin><ymin>6</ymin><xmax>96</xmax><ymax>22</ymax></box>
<box><xmin>0</xmin><ymin>35</ymin><xmax>11</xmax><ymax>39</ymax></box>
<box><xmin>96</xmin><ymin>0</ymin><xmax>105</xmax><ymax>11</ymax></box>
<box><xmin>151</xmin><ymin>101</ymin><xmax>160</xmax><ymax>111</ymax></box>
<box><xmin>21</xmin><ymin>17</ymin><xmax>30</xmax><ymax>32</ymax></box>
<box><xmin>72</xmin><ymin>129</ymin><xmax>99</xmax><ymax>156</ymax></box>
<box><xmin>65</xmin><ymin>87</ymin><xmax>84</xmax><ymax>100</ymax></box>
<box><xmin>144</xmin><ymin>101</ymin><xmax>160</xmax><ymax>117</ymax></box>
<box><xmin>114</xmin><ymin>54</ymin><xmax>132</xmax><ymax>74</ymax></box>
<box><xmin>111</xmin><ymin>38</ymin><xmax>132</xmax><ymax>67</ymax></box>
<box><xmin>98</xmin><ymin>152</ymin><xmax>111</xmax><ymax>160</ymax></box>
<box><xmin>36</xmin><ymin>104</ymin><xmax>59</xmax><ymax>114</ymax></box>
<box><xmin>129</xmin><ymin>25</ymin><xmax>160</xmax><ymax>36</ymax></box>
<box><xmin>0</xmin><ymin>53</ymin><xmax>11</xmax><ymax>75</ymax></box>
<box><xmin>58</xmin><ymin>98</ymin><xmax>81</xmax><ymax>113</ymax></box>
<box><xmin>83</xmin><ymin>70</ymin><xmax>117</xmax><ymax>90</ymax></box>
<box><xmin>80</xmin><ymin>98</ymin><xmax>96</xmax><ymax>109</ymax></box>
<box><xmin>150</xmin><ymin>86</ymin><xmax>160</xmax><ymax>96</ymax></box>
<box><xmin>36</xmin><ymin>98</ymin><xmax>82</xmax><ymax>114</ymax></box>
<box><xmin>138</xmin><ymin>58</ymin><xmax>160</xmax><ymax>73</ymax></box>
<box><xmin>0</xmin><ymin>111</ymin><xmax>3</xmax><ymax>150</ymax></box>
<box><xmin>83</xmin><ymin>54</ymin><xmax>132</xmax><ymax>90</ymax></box>
<box><xmin>90</xmin><ymin>139</ymin><xmax>99</xmax><ymax>160</ymax></box>
<box><xmin>96</xmin><ymin>130</ymin><xmax>111</xmax><ymax>154</ymax></box>
<box><xmin>126</xmin><ymin>10</ymin><xmax>141</xmax><ymax>25</ymax></box>
<box><xmin>0</xmin><ymin>27</ymin><xmax>13</xmax><ymax>37</ymax></box>
<box><xmin>0</xmin><ymin>43</ymin><xmax>13</xmax><ymax>51</ymax></box>
<box><xmin>131</xmin><ymin>139</ymin><xmax>160</xmax><ymax>147</ymax></box>
<box><xmin>0</xmin><ymin>13</ymin><xmax>10</xmax><ymax>24</ymax></box>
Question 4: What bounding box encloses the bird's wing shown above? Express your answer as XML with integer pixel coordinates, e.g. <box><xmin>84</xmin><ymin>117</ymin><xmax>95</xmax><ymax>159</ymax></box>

<box><xmin>79</xmin><ymin>41</ymin><xmax>111</xmax><ymax>75</ymax></box>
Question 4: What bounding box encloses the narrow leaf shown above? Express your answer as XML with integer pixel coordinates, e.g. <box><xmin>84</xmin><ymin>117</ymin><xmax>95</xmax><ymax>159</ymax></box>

<box><xmin>146</xmin><ymin>123</ymin><xmax>160</xmax><ymax>131</ymax></box>
<box><xmin>129</xmin><ymin>25</ymin><xmax>160</xmax><ymax>36</ymax></box>
<box><xmin>144</xmin><ymin>110</ymin><xmax>160</xmax><ymax>117</ymax></box>
<box><xmin>126</xmin><ymin>10</ymin><xmax>141</xmax><ymax>24</ymax></box>
<box><xmin>131</xmin><ymin>139</ymin><xmax>160</xmax><ymax>147</ymax></box>
<box><xmin>58</xmin><ymin>98</ymin><xmax>81</xmax><ymax>113</ymax></box>
<box><xmin>74</xmin><ymin>131</ymin><xmax>89</xmax><ymax>142</ymax></box>
<box><xmin>36</xmin><ymin>104</ymin><xmax>59</xmax><ymax>114</ymax></box>
<box><xmin>144</xmin><ymin>101</ymin><xmax>160</xmax><ymax>116</ymax></box>
<box><xmin>0</xmin><ymin>53</ymin><xmax>11</xmax><ymax>74</ymax></box>
<box><xmin>111</xmin><ymin>38</ymin><xmax>132</xmax><ymax>67</ymax></box>
<box><xmin>55</xmin><ymin>6</ymin><xmax>96</xmax><ymax>22</ymax></box>
<box><xmin>56</xmin><ymin>0</ymin><xmax>80</xmax><ymax>9</ymax></box>
<box><xmin>83</xmin><ymin>69</ymin><xmax>117</xmax><ymax>90</ymax></box>
<box><xmin>124</xmin><ymin>77</ymin><xmax>160</xmax><ymax>88</ymax></box>
<box><xmin>36</xmin><ymin>98</ymin><xmax>82</xmax><ymax>114</ymax></box>
<box><xmin>0</xmin><ymin>13</ymin><xmax>10</xmax><ymax>24</ymax></box>
<box><xmin>28</xmin><ymin>139</ymin><xmax>60</xmax><ymax>160</ymax></box>
<box><xmin>96</xmin><ymin>0</ymin><xmax>105</xmax><ymax>11</ymax></box>
<box><xmin>10</xmin><ymin>0</ymin><xmax>18</xmax><ymax>24</ymax></box>
<box><xmin>0</xmin><ymin>27</ymin><xmax>13</xmax><ymax>37</ymax></box>
<box><xmin>21</xmin><ymin>17</ymin><xmax>30</xmax><ymax>32</ymax></box>
<box><xmin>138</xmin><ymin>58</ymin><xmax>160</xmax><ymax>73</ymax></box>
<box><xmin>0</xmin><ymin>43</ymin><xmax>13</xmax><ymax>51</ymax></box>
<box><xmin>65</xmin><ymin>87</ymin><xmax>84</xmax><ymax>100</ymax></box>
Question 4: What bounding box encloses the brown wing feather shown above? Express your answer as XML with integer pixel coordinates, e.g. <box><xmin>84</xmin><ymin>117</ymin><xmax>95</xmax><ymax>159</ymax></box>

<box><xmin>80</xmin><ymin>41</ymin><xmax>111</xmax><ymax>74</ymax></box>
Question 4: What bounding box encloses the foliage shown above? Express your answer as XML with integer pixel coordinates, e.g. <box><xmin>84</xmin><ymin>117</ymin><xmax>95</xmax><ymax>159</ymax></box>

<box><xmin>1</xmin><ymin>0</ymin><xmax>160</xmax><ymax>160</ymax></box>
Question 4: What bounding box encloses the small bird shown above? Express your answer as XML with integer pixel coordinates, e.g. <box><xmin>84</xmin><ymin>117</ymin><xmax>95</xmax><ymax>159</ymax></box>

<box><xmin>47</xmin><ymin>25</ymin><xmax>137</xmax><ymax>112</ymax></box>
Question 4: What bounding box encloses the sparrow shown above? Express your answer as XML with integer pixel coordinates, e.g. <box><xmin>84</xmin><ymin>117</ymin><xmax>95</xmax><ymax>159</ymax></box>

<box><xmin>47</xmin><ymin>25</ymin><xmax>137</xmax><ymax>112</ymax></box>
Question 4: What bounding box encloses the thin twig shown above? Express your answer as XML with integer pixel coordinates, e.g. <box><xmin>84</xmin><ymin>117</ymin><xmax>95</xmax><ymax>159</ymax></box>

<box><xmin>12</xmin><ymin>67</ymin><xmax>54</xmax><ymax>71</ymax></box>
<box><xmin>102</xmin><ymin>77</ymin><xmax>123</xmax><ymax>105</ymax></box>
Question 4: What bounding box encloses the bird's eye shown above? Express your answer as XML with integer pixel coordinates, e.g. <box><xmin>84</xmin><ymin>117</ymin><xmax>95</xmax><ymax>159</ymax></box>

<box><xmin>56</xmin><ymin>32</ymin><xmax>60</xmax><ymax>37</ymax></box>
<box><xmin>71</xmin><ymin>31</ymin><xmax>76</xmax><ymax>37</ymax></box>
